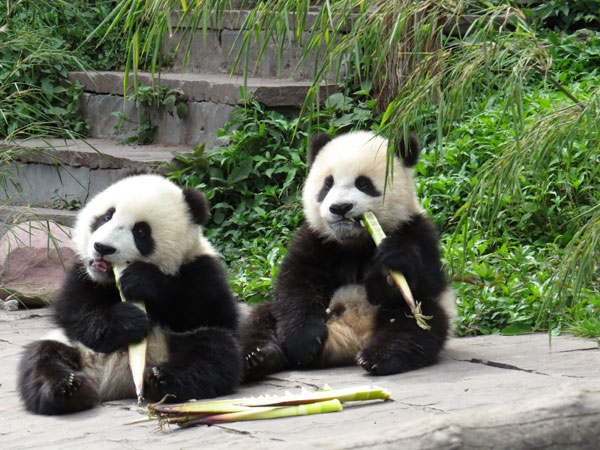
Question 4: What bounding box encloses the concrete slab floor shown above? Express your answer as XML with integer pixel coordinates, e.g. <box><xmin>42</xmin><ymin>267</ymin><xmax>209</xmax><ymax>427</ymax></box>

<box><xmin>1</xmin><ymin>308</ymin><xmax>599</xmax><ymax>449</ymax></box>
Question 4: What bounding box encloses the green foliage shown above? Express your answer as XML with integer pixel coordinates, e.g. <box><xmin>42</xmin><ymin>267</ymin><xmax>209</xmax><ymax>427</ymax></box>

<box><xmin>415</xmin><ymin>27</ymin><xmax>600</xmax><ymax>336</ymax></box>
<box><xmin>113</xmin><ymin>85</ymin><xmax>189</xmax><ymax>145</ymax></box>
<box><xmin>0</xmin><ymin>0</ymin><xmax>129</xmax><ymax>139</ymax></box>
<box><xmin>529</xmin><ymin>0</ymin><xmax>600</xmax><ymax>31</ymax></box>
<box><xmin>0</xmin><ymin>30</ymin><xmax>87</xmax><ymax>138</ymax></box>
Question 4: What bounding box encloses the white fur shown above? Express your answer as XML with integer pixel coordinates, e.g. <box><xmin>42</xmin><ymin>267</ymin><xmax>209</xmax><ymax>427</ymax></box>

<box><xmin>42</xmin><ymin>328</ymin><xmax>169</xmax><ymax>401</ymax></box>
<box><xmin>73</xmin><ymin>174</ymin><xmax>216</xmax><ymax>282</ymax></box>
<box><xmin>302</xmin><ymin>131</ymin><xmax>422</xmax><ymax>243</ymax></box>
<box><xmin>321</xmin><ymin>284</ymin><xmax>377</xmax><ymax>366</ymax></box>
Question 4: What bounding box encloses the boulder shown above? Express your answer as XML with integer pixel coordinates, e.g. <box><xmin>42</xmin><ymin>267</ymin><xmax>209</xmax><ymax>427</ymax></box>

<box><xmin>0</xmin><ymin>221</ymin><xmax>75</xmax><ymax>307</ymax></box>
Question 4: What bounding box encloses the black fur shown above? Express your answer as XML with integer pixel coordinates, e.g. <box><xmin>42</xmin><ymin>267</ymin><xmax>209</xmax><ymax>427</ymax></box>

<box><xmin>308</xmin><ymin>133</ymin><xmax>333</xmax><ymax>165</ymax></box>
<box><xmin>18</xmin><ymin>256</ymin><xmax>242</xmax><ymax>415</ymax></box>
<box><xmin>132</xmin><ymin>221</ymin><xmax>154</xmax><ymax>256</ymax></box>
<box><xmin>183</xmin><ymin>189</ymin><xmax>209</xmax><ymax>225</ymax></box>
<box><xmin>239</xmin><ymin>213</ymin><xmax>450</xmax><ymax>380</ymax></box>
<box><xmin>355</xmin><ymin>175</ymin><xmax>381</xmax><ymax>197</ymax></box>
<box><xmin>396</xmin><ymin>131</ymin><xmax>420</xmax><ymax>168</ymax></box>
<box><xmin>90</xmin><ymin>207</ymin><xmax>115</xmax><ymax>233</ymax></box>
<box><xmin>317</xmin><ymin>175</ymin><xmax>334</xmax><ymax>203</ymax></box>
<box><xmin>17</xmin><ymin>340</ymin><xmax>99</xmax><ymax>415</ymax></box>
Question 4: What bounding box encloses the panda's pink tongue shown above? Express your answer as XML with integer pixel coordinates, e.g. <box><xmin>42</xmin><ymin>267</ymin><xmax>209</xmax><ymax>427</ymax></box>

<box><xmin>92</xmin><ymin>259</ymin><xmax>112</xmax><ymax>272</ymax></box>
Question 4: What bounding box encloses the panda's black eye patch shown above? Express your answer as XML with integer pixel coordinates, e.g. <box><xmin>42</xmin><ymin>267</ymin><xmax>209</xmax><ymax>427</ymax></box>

<box><xmin>355</xmin><ymin>175</ymin><xmax>381</xmax><ymax>197</ymax></box>
<box><xmin>133</xmin><ymin>222</ymin><xmax>154</xmax><ymax>256</ymax></box>
<box><xmin>317</xmin><ymin>175</ymin><xmax>334</xmax><ymax>203</ymax></box>
<box><xmin>90</xmin><ymin>207</ymin><xmax>115</xmax><ymax>232</ymax></box>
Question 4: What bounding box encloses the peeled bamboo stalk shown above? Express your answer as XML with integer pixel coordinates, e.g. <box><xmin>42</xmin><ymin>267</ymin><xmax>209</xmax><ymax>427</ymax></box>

<box><xmin>146</xmin><ymin>385</ymin><xmax>390</xmax><ymax>427</ymax></box>
<box><xmin>181</xmin><ymin>400</ymin><xmax>343</xmax><ymax>426</ymax></box>
<box><xmin>114</xmin><ymin>264</ymin><xmax>148</xmax><ymax>404</ymax></box>
<box><xmin>362</xmin><ymin>211</ymin><xmax>432</xmax><ymax>330</ymax></box>
<box><xmin>150</xmin><ymin>385</ymin><xmax>390</xmax><ymax>415</ymax></box>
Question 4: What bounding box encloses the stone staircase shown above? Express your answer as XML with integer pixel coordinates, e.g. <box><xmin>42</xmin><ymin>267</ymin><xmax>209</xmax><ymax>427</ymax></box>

<box><xmin>0</xmin><ymin>6</ymin><xmax>337</xmax><ymax>217</ymax></box>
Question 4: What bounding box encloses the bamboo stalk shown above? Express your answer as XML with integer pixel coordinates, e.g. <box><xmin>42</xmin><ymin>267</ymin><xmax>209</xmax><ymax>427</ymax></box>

<box><xmin>147</xmin><ymin>386</ymin><xmax>390</xmax><ymax>427</ymax></box>
<box><xmin>114</xmin><ymin>264</ymin><xmax>148</xmax><ymax>405</ymax></box>
<box><xmin>362</xmin><ymin>211</ymin><xmax>432</xmax><ymax>330</ymax></box>
<box><xmin>150</xmin><ymin>385</ymin><xmax>390</xmax><ymax>415</ymax></box>
<box><xmin>181</xmin><ymin>400</ymin><xmax>343</xmax><ymax>426</ymax></box>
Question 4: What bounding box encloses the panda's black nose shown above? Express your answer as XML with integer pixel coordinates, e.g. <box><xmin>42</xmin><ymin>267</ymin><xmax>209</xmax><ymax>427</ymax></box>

<box><xmin>94</xmin><ymin>242</ymin><xmax>116</xmax><ymax>256</ymax></box>
<box><xmin>329</xmin><ymin>203</ymin><xmax>353</xmax><ymax>217</ymax></box>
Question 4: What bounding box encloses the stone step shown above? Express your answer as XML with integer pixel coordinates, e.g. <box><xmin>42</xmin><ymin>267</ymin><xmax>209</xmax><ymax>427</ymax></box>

<box><xmin>69</xmin><ymin>71</ymin><xmax>333</xmax><ymax>107</ymax></box>
<box><xmin>166</xmin><ymin>8</ymin><xmax>337</xmax><ymax>81</ymax></box>
<box><xmin>0</xmin><ymin>139</ymin><xmax>191</xmax><ymax>208</ymax></box>
<box><xmin>69</xmin><ymin>71</ymin><xmax>336</xmax><ymax>147</ymax></box>
<box><xmin>0</xmin><ymin>205</ymin><xmax>77</xmax><ymax>229</ymax></box>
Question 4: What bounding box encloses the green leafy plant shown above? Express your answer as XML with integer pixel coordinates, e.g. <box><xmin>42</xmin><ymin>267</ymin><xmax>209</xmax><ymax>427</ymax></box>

<box><xmin>112</xmin><ymin>85</ymin><xmax>189</xmax><ymax>145</ymax></box>
<box><xmin>529</xmin><ymin>0</ymin><xmax>600</xmax><ymax>31</ymax></box>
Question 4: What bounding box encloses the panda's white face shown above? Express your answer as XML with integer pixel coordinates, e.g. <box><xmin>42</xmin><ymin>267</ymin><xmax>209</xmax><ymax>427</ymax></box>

<box><xmin>302</xmin><ymin>131</ymin><xmax>422</xmax><ymax>244</ymax></box>
<box><xmin>72</xmin><ymin>174</ymin><xmax>214</xmax><ymax>284</ymax></box>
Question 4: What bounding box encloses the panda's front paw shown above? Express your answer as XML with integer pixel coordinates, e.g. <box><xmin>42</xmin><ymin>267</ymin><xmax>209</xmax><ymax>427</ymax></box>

<box><xmin>372</xmin><ymin>238</ymin><xmax>419</xmax><ymax>285</ymax></box>
<box><xmin>102</xmin><ymin>302</ymin><xmax>152</xmax><ymax>351</ymax></box>
<box><xmin>281</xmin><ymin>319</ymin><xmax>328</xmax><ymax>367</ymax></box>
<box><xmin>144</xmin><ymin>366</ymin><xmax>177</xmax><ymax>402</ymax></box>
<box><xmin>119</xmin><ymin>262</ymin><xmax>165</xmax><ymax>303</ymax></box>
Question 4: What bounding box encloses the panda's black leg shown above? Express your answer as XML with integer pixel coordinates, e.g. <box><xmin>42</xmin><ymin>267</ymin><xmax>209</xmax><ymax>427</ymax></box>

<box><xmin>238</xmin><ymin>302</ymin><xmax>288</xmax><ymax>381</ymax></box>
<box><xmin>144</xmin><ymin>327</ymin><xmax>242</xmax><ymax>402</ymax></box>
<box><xmin>17</xmin><ymin>340</ymin><xmax>99</xmax><ymax>414</ymax></box>
<box><xmin>357</xmin><ymin>306</ymin><xmax>448</xmax><ymax>375</ymax></box>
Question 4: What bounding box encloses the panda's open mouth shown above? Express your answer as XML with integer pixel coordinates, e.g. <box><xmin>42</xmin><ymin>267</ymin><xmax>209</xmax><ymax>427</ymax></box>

<box><xmin>91</xmin><ymin>258</ymin><xmax>113</xmax><ymax>273</ymax></box>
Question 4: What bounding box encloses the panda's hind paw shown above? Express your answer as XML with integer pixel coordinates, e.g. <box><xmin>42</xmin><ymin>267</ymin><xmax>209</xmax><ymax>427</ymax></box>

<box><xmin>242</xmin><ymin>343</ymin><xmax>286</xmax><ymax>381</ymax></box>
<box><xmin>245</xmin><ymin>347</ymin><xmax>264</xmax><ymax>369</ymax></box>
<box><xmin>54</xmin><ymin>372</ymin><xmax>83</xmax><ymax>399</ymax></box>
<box><xmin>144</xmin><ymin>365</ymin><xmax>177</xmax><ymax>402</ymax></box>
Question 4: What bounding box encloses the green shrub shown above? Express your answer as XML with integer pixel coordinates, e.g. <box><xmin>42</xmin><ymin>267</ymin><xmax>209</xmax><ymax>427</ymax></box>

<box><xmin>0</xmin><ymin>0</ymin><xmax>128</xmax><ymax>138</ymax></box>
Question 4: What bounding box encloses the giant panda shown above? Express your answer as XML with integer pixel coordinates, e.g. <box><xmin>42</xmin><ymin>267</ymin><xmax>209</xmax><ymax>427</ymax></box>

<box><xmin>18</xmin><ymin>174</ymin><xmax>242</xmax><ymax>415</ymax></box>
<box><xmin>240</xmin><ymin>131</ymin><xmax>455</xmax><ymax>379</ymax></box>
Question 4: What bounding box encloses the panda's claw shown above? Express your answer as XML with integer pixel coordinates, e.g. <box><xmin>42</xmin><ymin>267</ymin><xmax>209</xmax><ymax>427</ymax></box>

<box><xmin>54</xmin><ymin>372</ymin><xmax>84</xmax><ymax>400</ymax></box>
<box><xmin>244</xmin><ymin>347</ymin><xmax>265</xmax><ymax>370</ymax></box>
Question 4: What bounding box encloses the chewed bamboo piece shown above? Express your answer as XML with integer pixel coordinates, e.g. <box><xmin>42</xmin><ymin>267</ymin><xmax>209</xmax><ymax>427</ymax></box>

<box><xmin>362</xmin><ymin>211</ymin><xmax>432</xmax><ymax>330</ymax></box>
<box><xmin>145</xmin><ymin>385</ymin><xmax>390</xmax><ymax>427</ymax></box>
<box><xmin>114</xmin><ymin>264</ymin><xmax>148</xmax><ymax>405</ymax></box>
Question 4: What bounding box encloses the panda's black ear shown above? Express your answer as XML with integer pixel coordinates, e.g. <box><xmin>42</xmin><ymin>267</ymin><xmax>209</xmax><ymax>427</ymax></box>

<box><xmin>183</xmin><ymin>189</ymin><xmax>209</xmax><ymax>225</ymax></box>
<box><xmin>308</xmin><ymin>133</ymin><xmax>332</xmax><ymax>166</ymax></box>
<box><xmin>396</xmin><ymin>131</ymin><xmax>420</xmax><ymax>167</ymax></box>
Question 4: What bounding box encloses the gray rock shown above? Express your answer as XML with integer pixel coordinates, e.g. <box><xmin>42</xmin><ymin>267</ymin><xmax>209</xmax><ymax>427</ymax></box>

<box><xmin>3</xmin><ymin>299</ymin><xmax>19</xmax><ymax>311</ymax></box>
<box><xmin>0</xmin><ymin>220</ymin><xmax>75</xmax><ymax>307</ymax></box>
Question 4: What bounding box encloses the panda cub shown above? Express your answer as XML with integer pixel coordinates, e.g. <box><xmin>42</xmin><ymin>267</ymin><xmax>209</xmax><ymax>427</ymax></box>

<box><xmin>241</xmin><ymin>131</ymin><xmax>454</xmax><ymax>379</ymax></box>
<box><xmin>18</xmin><ymin>174</ymin><xmax>242</xmax><ymax>415</ymax></box>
